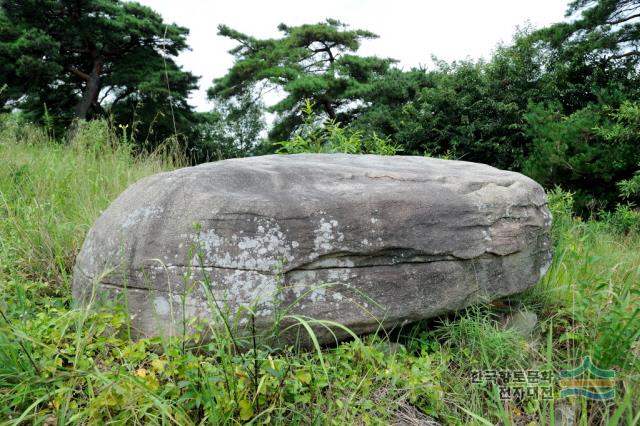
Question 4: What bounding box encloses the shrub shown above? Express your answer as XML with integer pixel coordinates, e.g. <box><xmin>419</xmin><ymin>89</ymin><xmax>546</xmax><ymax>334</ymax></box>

<box><xmin>275</xmin><ymin>100</ymin><xmax>401</xmax><ymax>155</ymax></box>
<box><xmin>600</xmin><ymin>203</ymin><xmax>640</xmax><ymax>234</ymax></box>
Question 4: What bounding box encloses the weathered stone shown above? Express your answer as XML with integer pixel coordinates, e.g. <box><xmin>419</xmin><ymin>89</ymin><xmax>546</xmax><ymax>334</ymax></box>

<box><xmin>554</xmin><ymin>401</ymin><xmax>579</xmax><ymax>426</ymax></box>
<box><xmin>500</xmin><ymin>311</ymin><xmax>539</xmax><ymax>337</ymax></box>
<box><xmin>73</xmin><ymin>154</ymin><xmax>553</xmax><ymax>345</ymax></box>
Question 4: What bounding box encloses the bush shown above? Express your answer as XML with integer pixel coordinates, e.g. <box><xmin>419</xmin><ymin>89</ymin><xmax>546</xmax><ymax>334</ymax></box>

<box><xmin>275</xmin><ymin>100</ymin><xmax>401</xmax><ymax>155</ymax></box>
<box><xmin>546</xmin><ymin>187</ymin><xmax>576</xmax><ymax>240</ymax></box>
<box><xmin>618</xmin><ymin>167</ymin><xmax>640</xmax><ymax>200</ymax></box>
<box><xmin>525</xmin><ymin>102</ymin><xmax>640</xmax><ymax>213</ymax></box>
<box><xmin>600</xmin><ymin>203</ymin><xmax>640</xmax><ymax>234</ymax></box>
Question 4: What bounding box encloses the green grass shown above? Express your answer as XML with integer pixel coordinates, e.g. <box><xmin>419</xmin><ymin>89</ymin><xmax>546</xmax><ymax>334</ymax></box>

<box><xmin>0</xmin><ymin>118</ymin><xmax>639</xmax><ymax>425</ymax></box>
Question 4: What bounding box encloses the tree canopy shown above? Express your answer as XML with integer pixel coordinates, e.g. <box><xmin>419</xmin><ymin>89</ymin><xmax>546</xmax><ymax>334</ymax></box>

<box><xmin>538</xmin><ymin>0</ymin><xmax>640</xmax><ymax>63</ymax></box>
<box><xmin>208</xmin><ymin>19</ymin><xmax>395</xmax><ymax>141</ymax></box>
<box><xmin>0</xmin><ymin>0</ymin><xmax>198</xmax><ymax>143</ymax></box>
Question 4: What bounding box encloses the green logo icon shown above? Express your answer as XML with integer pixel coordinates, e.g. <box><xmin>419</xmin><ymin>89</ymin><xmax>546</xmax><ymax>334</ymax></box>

<box><xmin>559</xmin><ymin>356</ymin><xmax>616</xmax><ymax>400</ymax></box>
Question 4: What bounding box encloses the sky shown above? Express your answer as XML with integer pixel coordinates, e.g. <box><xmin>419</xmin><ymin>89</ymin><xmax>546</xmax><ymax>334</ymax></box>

<box><xmin>136</xmin><ymin>0</ymin><xmax>571</xmax><ymax>111</ymax></box>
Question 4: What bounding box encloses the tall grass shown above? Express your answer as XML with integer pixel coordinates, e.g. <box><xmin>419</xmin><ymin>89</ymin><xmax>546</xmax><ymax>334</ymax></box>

<box><xmin>0</xmin><ymin>117</ymin><xmax>638</xmax><ymax>424</ymax></box>
<box><xmin>0</xmin><ymin>117</ymin><xmax>183</xmax><ymax>286</ymax></box>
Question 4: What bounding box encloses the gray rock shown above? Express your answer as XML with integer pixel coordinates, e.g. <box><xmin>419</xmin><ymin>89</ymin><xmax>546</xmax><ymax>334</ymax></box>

<box><xmin>73</xmin><ymin>154</ymin><xmax>553</xmax><ymax>346</ymax></box>
<box><xmin>554</xmin><ymin>401</ymin><xmax>579</xmax><ymax>426</ymax></box>
<box><xmin>501</xmin><ymin>311</ymin><xmax>539</xmax><ymax>337</ymax></box>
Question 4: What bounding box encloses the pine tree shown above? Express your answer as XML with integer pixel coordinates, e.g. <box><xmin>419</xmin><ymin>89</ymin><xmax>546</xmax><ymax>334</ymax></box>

<box><xmin>0</xmin><ymin>0</ymin><xmax>198</xmax><ymax>143</ymax></box>
<box><xmin>209</xmin><ymin>19</ymin><xmax>395</xmax><ymax>141</ymax></box>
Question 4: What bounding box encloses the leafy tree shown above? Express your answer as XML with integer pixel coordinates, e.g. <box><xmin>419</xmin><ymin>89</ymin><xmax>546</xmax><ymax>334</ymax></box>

<box><xmin>190</xmin><ymin>94</ymin><xmax>266</xmax><ymax>162</ymax></box>
<box><xmin>214</xmin><ymin>93</ymin><xmax>265</xmax><ymax>156</ymax></box>
<box><xmin>352</xmin><ymin>0</ymin><xmax>640</xmax><ymax>175</ymax></box>
<box><xmin>0</xmin><ymin>0</ymin><xmax>198</xmax><ymax>144</ymax></box>
<box><xmin>347</xmin><ymin>27</ymin><xmax>563</xmax><ymax>170</ymax></box>
<box><xmin>530</xmin><ymin>0</ymin><xmax>640</xmax><ymax>113</ymax></box>
<box><xmin>597</xmin><ymin>101</ymin><xmax>640</xmax><ymax>203</ymax></box>
<box><xmin>349</xmin><ymin>68</ymin><xmax>432</xmax><ymax>139</ymax></box>
<box><xmin>519</xmin><ymin>0</ymin><xmax>640</xmax><ymax>210</ymax></box>
<box><xmin>407</xmin><ymin>59</ymin><xmax>531</xmax><ymax>168</ymax></box>
<box><xmin>538</xmin><ymin>0</ymin><xmax>640</xmax><ymax>64</ymax></box>
<box><xmin>362</xmin><ymin>47</ymin><xmax>539</xmax><ymax>168</ymax></box>
<box><xmin>524</xmin><ymin>101</ymin><xmax>640</xmax><ymax>212</ymax></box>
<box><xmin>209</xmin><ymin>19</ymin><xmax>395</xmax><ymax>142</ymax></box>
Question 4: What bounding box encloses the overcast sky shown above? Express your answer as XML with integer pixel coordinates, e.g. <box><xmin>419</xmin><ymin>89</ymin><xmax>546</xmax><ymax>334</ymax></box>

<box><xmin>136</xmin><ymin>0</ymin><xmax>570</xmax><ymax>111</ymax></box>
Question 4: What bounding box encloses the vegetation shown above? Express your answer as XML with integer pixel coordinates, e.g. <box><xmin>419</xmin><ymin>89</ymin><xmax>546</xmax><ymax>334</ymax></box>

<box><xmin>209</xmin><ymin>19</ymin><xmax>394</xmax><ymax>142</ymax></box>
<box><xmin>2</xmin><ymin>0</ymin><xmax>640</xmax><ymax>208</ymax></box>
<box><xmin>0</xmin><ymin>0</ymin><xmax>198</xmax><ymax>146</ymax></box>
<box><xmin>1</xmin><ymin>0</ymin><xmax>640</xmax><ymax>424</ymax></box>
<box><xmin>1</xmin><ymin>115</ymin><xmax>639</xmax><ymax>425</ymax></box>
<box><xmin>204</xmin><ymin>0</ymin><xmax>640</xmax><ymax>211</ymax></box>
<box><xmin>274</xmin><ymin>100</ymin><xmax>401</xmax><ymax>155</ymax></box>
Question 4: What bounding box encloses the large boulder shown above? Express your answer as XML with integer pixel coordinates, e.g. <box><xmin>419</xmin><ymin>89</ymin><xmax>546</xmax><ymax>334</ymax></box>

<box><xmin>73</xmin><ymin>154</ymin><xmax>552</xmax><ymax>345</ymax></box>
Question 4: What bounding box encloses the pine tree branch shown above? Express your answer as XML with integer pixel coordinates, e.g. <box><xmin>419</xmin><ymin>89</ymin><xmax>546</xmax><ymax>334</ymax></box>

<box><xmin>65</xmin><ymin>64</ymin><xmax>90</xmax><ymax>81</ymax></box>
<box><xmin>110</xmin><ymin>88</ymin><xmax>135</xmax><ymax>108</ymax></box>
<box><xmin>607</xmin><ymin>12</ymin><xmax>640</xmax><ymax>25</ymax></box>
<box><xmin>609</xmin><ymin>49</ymin><xmax>640</xmax><ymax>60</ymax></box>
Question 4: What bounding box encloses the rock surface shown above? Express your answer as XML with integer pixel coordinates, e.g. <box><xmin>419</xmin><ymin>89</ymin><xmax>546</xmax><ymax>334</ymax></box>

<box><xmin>73</xmin><ymin>154</ymin><xmax>553</xmax><ymax>345</ymax></box>
<box><xmin>501</xmin><ymin>311</ymin><xmax>539</xmax><ymax>337</ymax></box>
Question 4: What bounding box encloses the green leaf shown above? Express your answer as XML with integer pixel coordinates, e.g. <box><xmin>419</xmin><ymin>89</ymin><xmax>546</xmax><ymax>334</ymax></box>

<box><xmin>239</xmin><ymin>399</ymin><xmax>254</xmax><ymax>421</ymax></box>
<box><xmin>296</xmin><ymin>370</ymin><xmax>312</xmax><ymax>384</ymax></box>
